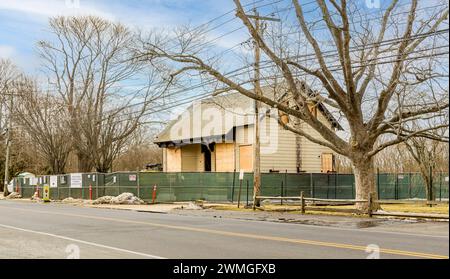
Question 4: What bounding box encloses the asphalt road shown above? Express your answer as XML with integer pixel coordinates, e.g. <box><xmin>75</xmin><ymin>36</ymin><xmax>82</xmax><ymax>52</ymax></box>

<box><xmin>0</xmin><ymin>200</ymin><xmax>448</xmax><ymax>259</ymax></box>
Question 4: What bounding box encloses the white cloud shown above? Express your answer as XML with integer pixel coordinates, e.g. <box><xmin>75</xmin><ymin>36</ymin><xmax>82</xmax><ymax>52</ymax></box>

<box><xmin>0</xmin><ymin>0</ymin><xmax>115</xmax><ymax>20</ymax></box>
<box><xmin>0</xmin><ymin>45</ymin><xmax>15</xmax><ymax>58</ymax></box>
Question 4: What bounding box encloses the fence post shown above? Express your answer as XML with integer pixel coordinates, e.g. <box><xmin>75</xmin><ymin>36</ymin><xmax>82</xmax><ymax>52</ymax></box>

<box><xmin>395</xmin><ymin>172</ymin><xmax>398</xmax><ymax>200</ymax></box>
<box><xmin>326</xmin><ymin>174</ymin><xmax>329</xmax><ymax>199</ymax></box>
<box><xmin>137</xmin><ymin>171</ymin><xmax>140</xmax><ymax>199</ymax></box>
<box><xmin>429</xmin><ymin>166</ymin><xmax>433</xmax><ymax>206</ymax></box>
<box><xmin>409</xmin><ymin>172</ymin><xmax>412</xmax><ymax>199</ymax></box>
<box><xmin>231</xmin><ymin>169</ymin><xmax>236</xmax><ymax>203</ymax></box>
<box><xmin>280</xmin><ymin>181</ymin><xmax>283</xmax><ymax>206</ymax></box>
<box><xmin>439</xmin><ymin>171</ymin><xmax>442</xmax><ymax>202</ymax></box>
<box><xmin>284</xmin><ymin>170</ymin><xmax>288</xmax><ymax>197</ymax></box>
<box><xmin>96</xmin><ymin>173</ymin><xmax>99</xmax><ymax>199</ymax></box>
<box><xmin>334</xmin><ymin>172</ymin><xmax>337</xmax><ymax>199</ymax></box>
<box><xmin>368</xmin><ymin>193</ymin><xmax>373</xmax><ymax>217</ymax></box>
<box><xmin>376</xmin><ymin>168</ymin><xmax>380</xmax><ymax>199</ymax></box>
<box><xmin>300</xmin><ymin>191</ymin><xmax>305</xmax><ymax>214</ymax></box>
<box><xmin>246</xmin><ymin>180</ymin><xmax>249</xmax><ymax>207</ymax></box>
<box><xmin>237</xmin><ymin>179</ymin><xmax>242</xmax><ymax>208</ymax></box>
<box><xmin>309</xmin><ymin>173</ymin><xmax>313</xmax><ymax>198</ymax></box>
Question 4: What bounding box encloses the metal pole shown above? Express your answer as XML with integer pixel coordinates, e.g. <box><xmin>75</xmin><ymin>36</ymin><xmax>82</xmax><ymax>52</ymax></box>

<box><xmin>96</xmin><ymin>173</ymin><xmax>99</xmax><ymax>199</ymax></box>
<box><xmin>284</xmin><ymin>170</ymin><xmax>288</xmax><ymax>197</ymax></box>
<box><xmin>439</xmin><ymin>171</ymin><xmax>442</xmax><ymax>202</ymax></box>
<box><xmin>246</xmin><ymin>180</ymin><xmax>249</xmax><ymax>207</ymax></box>
<box><xmin>377</xmin><ymin>168</ymin><xmax>380</xmax><ymax>200</ymax></box>
<box><xmin>231</xmin><ymin>169</ymin><xmax>236</xmax><ymax>203</ymax></box>
<box><xmin>334</xmin><ymin>172</ymin><xmax>337</xmax><ymax>199</ymax></box>
<box><xmin>280</xmin><ymin>181</ymin><xmax>283</xmax><ymax>205</ymax></box>
<box><xmin>429</xmin><ymin>166</ymin><xmax>433</xmax><ymax>203</ymax></box>
<box><xmin>137</xmin><ymin>171</ymin><xmax>140</xmax><ymax>199</ymax></box>
<box><xmin>237</xmin><ymin>179</ymin><xmax>243</xmax><ymax>208</ymax></box>
<box><xmin>310</xmin><ymin>173</ymin><xmax>313</xmax><ymax>198</ymax></box>
<box><xmin>409</xmin><ymin>172</ymin><xmax>412</xmax><ymax>199</ymax></box>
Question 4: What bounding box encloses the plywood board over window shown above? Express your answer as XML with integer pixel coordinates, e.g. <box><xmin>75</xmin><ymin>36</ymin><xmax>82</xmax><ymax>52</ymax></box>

<box><xmin>166</xmin><ymin>147</ymin><xmax>181</xmax><ymax>172</ymax></box>
<box><xmin>321</xmin><ymin>153</ymin><xmax>334</xmax><ymax>173</ymax></box>
<box><xmin>239</xmin><ymin>145</ymin><xmax>253</xmax><ymax>172</ymax></box>
<box><xmin>216</xmin><ymin>143</ymin><xmax>235</xmax><ymax>172</ymax></box>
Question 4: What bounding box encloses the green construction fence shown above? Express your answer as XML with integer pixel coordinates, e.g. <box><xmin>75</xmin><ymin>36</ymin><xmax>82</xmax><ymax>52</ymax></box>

<box><xmin>12</xmin><ymin>171</ymin><xmax>449</xmax><ymax>203</ymax></box>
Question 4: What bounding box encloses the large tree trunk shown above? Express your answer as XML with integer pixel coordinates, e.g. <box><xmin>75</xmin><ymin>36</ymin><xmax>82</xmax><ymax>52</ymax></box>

<box><xmin>352</xmin><ymin>155</ymin><xmax>380</xmax><ymax>213</ymax></box>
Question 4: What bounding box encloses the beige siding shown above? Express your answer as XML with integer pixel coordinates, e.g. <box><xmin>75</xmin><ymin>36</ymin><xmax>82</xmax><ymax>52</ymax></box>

<box><xmin>260</xmin><ymin>120</ymin><xmax>297</xmax><ymax>173</ymax></box>
<box><xmin>299</xmin><ymin>111</ymin><xmax>336</xmax><ymax>173</ymax></box>
<box><xmin>181</xmin><ymin>144</ymin><xmax>204</xmax><ymax>172</ymax></box>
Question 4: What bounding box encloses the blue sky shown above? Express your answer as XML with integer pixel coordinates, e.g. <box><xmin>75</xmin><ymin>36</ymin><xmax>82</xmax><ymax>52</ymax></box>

<box><xmin>0</xmin><ymin>0</ymin><xmax>245</xmax><ymax>73</ymax></box>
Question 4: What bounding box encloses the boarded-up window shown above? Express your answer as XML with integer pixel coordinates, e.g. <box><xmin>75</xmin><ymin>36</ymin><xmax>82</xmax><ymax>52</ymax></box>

<box><xmin>321</xmin><ymin>153</ymin><xmax>334</xmax><ymax>173</ymax></box>
<box><xmin>216</xmin><ymin>143</ymin><xmax>235</xmax><ymax>172</ymax></box>
<box><xmin>166</xmin><ymin>147</ymin><xmax>181</xmax><ymax>172</ymax></box>
<box><xmin>181</xmin><ymin>144</ymin><xmax>203</xmax><ymax>172</ymax></box>
<box><xmin>239</xmin><ymin>145</ymin><xmax>253</xmax><ymax>172</ymax></box>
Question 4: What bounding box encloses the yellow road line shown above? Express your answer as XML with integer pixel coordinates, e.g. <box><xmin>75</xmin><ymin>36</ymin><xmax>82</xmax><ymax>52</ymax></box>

<box><xmin>0</xmin><ymin>204</ymin><xmax>447</xmax><ymax>259</ymax></box>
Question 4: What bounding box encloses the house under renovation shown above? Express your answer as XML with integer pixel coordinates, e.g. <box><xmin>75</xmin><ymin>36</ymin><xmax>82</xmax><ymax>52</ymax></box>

<box><xmin>154</xmin><ymin>83</ymin><xmax>343</xmax><ymax>173</ymax></box>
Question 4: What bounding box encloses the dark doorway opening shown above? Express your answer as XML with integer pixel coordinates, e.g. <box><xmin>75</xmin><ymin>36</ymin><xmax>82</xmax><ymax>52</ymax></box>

<box><xmin>201</xmin><ymin>143</ymin><xmax>214</xmax><ymax>172</ymax></box>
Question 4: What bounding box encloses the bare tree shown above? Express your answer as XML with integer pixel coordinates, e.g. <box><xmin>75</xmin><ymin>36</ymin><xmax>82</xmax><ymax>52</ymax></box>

<box><xmin>14</xmin><ymin>80</ymin><xmax>72</xmax><ymax>174</ymax></box>
<box><xmin>403</xmin><ymin>120</ymin><xmax>449</xmax><ymax>201</ymax></box>
<box><xmin>38</xmin><ymin>16</ymin><xmax>163</xmax><ymax>172</ymax></box>
<box><xmin>140</xmin><ymin>0</ymin><xmax>449</xmax><ymax>211</ymax></box>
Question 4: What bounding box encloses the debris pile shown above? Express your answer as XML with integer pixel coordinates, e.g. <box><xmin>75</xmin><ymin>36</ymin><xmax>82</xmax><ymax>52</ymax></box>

<box><xmin>6</xmin><ymin>192</ymin><xmax>22</xmax><ymax>199</ymax></box>
<box><xmin>182</xmin><ymin>202</ymin><xmax>203</xmax><ymax>210</ymax></box>
<box><xmin>30</xmin><ymin>192</ymin><xmax>41</xmax><ymax>201</ymax></box>
<box><xmin>92</xmin><ymin>196</ymin><xmax>114</xmax><ymax>204</ymax></box>
<box><xmin>93</xmin><ymin>193</ymin><xmax>145</xmax><ymax>205</ymax></box>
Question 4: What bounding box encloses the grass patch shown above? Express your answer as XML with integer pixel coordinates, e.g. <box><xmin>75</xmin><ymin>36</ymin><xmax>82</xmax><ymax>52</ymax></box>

<box><xmin>207</xmin><ymin>202</ymin><xmax>449</xmax><ymax>216</ymax></box>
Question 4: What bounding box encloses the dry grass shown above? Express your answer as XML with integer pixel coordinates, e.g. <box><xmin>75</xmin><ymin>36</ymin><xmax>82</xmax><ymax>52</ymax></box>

<box><xmin>207</xmin><ymin>202</ymin><xmax>449</xmax><ymax>216</ymax></box>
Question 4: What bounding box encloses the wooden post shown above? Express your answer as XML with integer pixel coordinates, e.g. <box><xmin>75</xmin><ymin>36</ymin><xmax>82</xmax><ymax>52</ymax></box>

<box><xmin>252</xmin><ymin>11</ymin><xmax>262</xmax><ymax>210</ymax></box>
<box><xmin>247</xmin><ymin>10</ymin><xmax>280</xmax><ymax>210</ymax></box>
<box><xmin>300</xmin><ymin>191</ymin><xmax>305</xmax><ymax>214</ymax></box>
<box><xmin>368</xmin><ymin>193</ymin><xmax>373</xmax><ymax>217</ymax></box>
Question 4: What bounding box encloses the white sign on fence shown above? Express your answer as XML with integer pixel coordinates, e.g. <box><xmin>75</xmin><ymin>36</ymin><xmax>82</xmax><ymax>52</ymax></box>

<box><xmin>30</xmin><ymin>177</ymin><xmax>37</xmax><ymax>186</ymax></box>
<box><xmin>445</xmin><ymin>176</ymin><xmax>449</xmax><ymax>182</ymax></box>
<box><xmin>129</xmin><ymin>174</ymin><xmax>137</xmax><ymax>182</ymax></box>
<box><xmin>70</xmin><ymin>173</ymin><xmax>83</xmax><ymax>188</ymax></box>
<box><xmin>239</xmin><ymin>170</ymin><xmax>244</xmax><ymax>180</ymax></box>
<box><xmin>50</xmin><ymin>176</ymin><xmax>58</xmax><ymax>188</ymax></box>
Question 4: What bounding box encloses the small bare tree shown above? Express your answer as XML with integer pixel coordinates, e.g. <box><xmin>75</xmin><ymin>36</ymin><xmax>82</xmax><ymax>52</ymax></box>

<box><xmin>403</xmin><ymin>120</ymin><xmax>449</xmax><ymax>201</ymax></box>
<box><xmin>140</xmin><ymin>0</ymin><xmax>449</xmax><ymax>211</ymax></box>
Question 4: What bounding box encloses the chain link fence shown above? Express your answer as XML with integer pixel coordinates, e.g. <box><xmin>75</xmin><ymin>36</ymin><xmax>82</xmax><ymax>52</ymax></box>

<box><xmin>11</xmin><ymin>171</ymin><xmax>449</xmax><ymax>203</ymax></box>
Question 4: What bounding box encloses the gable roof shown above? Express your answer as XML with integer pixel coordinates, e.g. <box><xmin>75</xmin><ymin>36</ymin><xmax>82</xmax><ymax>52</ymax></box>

<box><xmin>154</xmin><ymin>84</ymin><xmax>343</xmax><ymax>145</ymax></box>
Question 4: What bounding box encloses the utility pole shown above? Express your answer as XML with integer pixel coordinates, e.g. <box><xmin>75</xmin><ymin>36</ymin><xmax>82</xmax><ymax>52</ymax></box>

<box><xmin>3</xmin><ymin>84</ymin><xmax>13</xmax><ymax>197</ymax></box>
<box><xmin>245</xmin><ymin>9</ymin><xmax>279</xmax><ymax>209</ymax></box>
